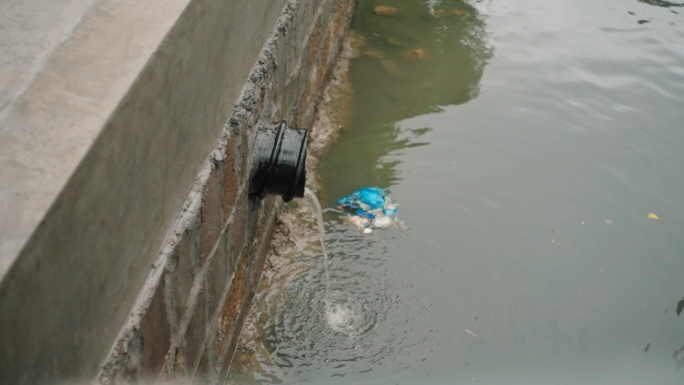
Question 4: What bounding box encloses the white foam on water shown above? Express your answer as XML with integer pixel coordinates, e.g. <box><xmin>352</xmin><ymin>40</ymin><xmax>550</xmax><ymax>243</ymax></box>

<box><xmin>325</xmin><ymin>303</ymin><xmax>361</xmax><ymax>337</ymax></box>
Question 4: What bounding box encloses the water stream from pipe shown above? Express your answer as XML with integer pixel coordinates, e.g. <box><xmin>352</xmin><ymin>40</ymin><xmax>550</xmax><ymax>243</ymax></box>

<box><xmin>302</xmin><ymin>187</ymin><xmax>331</xmax><ymax>314</ymax></box>
<box><xmin>303</xmin><ymin>188</ymin><xmax>362</xmax><ymax>336</ymax></box>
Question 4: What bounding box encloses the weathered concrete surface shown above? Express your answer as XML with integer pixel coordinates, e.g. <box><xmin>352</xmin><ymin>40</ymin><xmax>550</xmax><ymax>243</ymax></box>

<box><xmin>0</xmin><ymin>0</ymin><xmax>354</xmax><ymax>383</ymax></box>
<box><xmin>0</xmin><ymin>0</ymin><xmax>97</xmax><ymax>121</ymax></box>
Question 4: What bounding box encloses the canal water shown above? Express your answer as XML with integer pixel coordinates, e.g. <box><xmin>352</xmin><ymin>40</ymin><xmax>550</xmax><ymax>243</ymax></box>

<box><xmin>230</xmin><ymin>0</ymin><xmax>684</xmax><ymax>383</ymax></box>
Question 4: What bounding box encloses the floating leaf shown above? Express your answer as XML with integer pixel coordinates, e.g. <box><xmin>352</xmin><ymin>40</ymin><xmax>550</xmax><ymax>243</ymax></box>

<box><xmin>648</xmin><ymin>212</ymin><xmax>659</xmax><ymax>220</ymax></box>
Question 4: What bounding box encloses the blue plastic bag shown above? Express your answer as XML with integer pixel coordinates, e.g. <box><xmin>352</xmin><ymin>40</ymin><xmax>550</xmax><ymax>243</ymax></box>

<box><xmin>337</xmin><ymin>187</ymin><xmax>386</xmax><ymax>210</ymax></box>
<box><xmin>337</xmin><ymin>187</ymin><xmax>398</xmax><ymax>216</ymax></box>
<box><xmin>337</xmin><ymin>187</ymin><xmax>404</xmax><ymax>231</ymax></box>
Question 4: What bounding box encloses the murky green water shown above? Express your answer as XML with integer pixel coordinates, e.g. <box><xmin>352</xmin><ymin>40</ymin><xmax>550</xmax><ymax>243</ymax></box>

<box><xmin>230</xmin><ymin>0</ymin><xmax>684</xmax><ymax>383</ymax></box>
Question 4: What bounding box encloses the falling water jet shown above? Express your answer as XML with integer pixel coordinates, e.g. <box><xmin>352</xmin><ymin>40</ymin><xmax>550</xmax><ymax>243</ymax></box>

<box><xmin>303</xmin><ymin>187</ymin><xmax>331</xmax><ymax>313</ymax></box>
<box><xmin>303</xmin><ymin>189</ymin><xmax>358</xmax><ymax>336</ymax></box>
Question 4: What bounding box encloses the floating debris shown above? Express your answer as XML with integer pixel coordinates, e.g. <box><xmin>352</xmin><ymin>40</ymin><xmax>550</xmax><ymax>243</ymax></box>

<box><xmin>465</xmin><ymin>329</ymin><xmax>477</xmax><ymax>337</ymax></box>
<box><xmin>372</xmin><ymin>216</ymin><xmax>393</xmax><ymax>228</ymax></box>
<box><xmin>648</xmin><ymin>212</ymin><xmax>659</xmax><ymax>220</ymax></box>
<box><xmin>337</xmin><ymin>187</ymin><xmax>405</xmax><ymax>232</ymax></box>
<box><xmin>374</xmin><ymin>5</ymin><xmax>398</xmax><ymax>16</ymax></box>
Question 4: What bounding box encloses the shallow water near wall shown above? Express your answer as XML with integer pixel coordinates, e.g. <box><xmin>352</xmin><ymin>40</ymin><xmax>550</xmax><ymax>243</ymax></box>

<box><xmin>228</xmin><ymin>0</ymin><xmax>684</xmax><ymax>383</ymax></box>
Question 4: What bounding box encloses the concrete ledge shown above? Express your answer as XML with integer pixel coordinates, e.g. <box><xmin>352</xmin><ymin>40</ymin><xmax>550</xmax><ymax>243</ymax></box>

<box><xmin>0</xmin><ymin>0</ymin><xmax>354</xmax><ymax>383</ymax></box>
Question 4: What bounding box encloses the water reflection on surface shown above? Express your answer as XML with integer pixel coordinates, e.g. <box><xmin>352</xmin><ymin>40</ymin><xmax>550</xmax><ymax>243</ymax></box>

<box><xmin>230</xmin><ymin>0</ymin><xmax>684</xmax><ymax>383</ymax></box>
<box><xmin>321</xmin><ymin>0</ymin><xmax>492</xmax><ymax>193</ymax></box>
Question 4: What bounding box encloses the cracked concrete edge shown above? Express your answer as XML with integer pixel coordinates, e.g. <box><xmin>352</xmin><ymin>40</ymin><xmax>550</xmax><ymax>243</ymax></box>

<box><xmin>96</xmin><ymin>160</ymin><xmax>211</xmax><ymax>384</ymax></box>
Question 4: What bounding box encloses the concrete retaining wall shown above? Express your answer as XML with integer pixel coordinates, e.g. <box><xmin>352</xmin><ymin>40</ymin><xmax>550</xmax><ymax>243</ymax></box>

<box><xmin>0</xmin><ymin>0</ymin><xmax>354</xmax><ymax>383</ymax></box>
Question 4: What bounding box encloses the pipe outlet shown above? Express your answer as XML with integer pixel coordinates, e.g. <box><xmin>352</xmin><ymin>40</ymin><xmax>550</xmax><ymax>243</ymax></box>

<box><xmin>249</xmin><ymin>121</ymin><xmax>308</xmax><ymax>202</ymax></box>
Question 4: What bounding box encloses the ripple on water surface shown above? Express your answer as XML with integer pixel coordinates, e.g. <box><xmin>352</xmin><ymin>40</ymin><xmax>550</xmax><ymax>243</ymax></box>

<box><xmin>236</xmin><ymin>220</ymin><xmax>431</xmax><ymax>384</ymax></box>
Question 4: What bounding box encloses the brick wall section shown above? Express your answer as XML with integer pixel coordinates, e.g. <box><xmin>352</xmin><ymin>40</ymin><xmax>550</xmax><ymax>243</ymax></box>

<box><xmin>96</xmin><ymin>0</ymin><xmax>354</xmax><ymax>383</ymax></box>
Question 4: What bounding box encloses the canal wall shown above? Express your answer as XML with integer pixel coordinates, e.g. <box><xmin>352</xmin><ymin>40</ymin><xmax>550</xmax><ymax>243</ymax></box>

<box><xmin>227</xmin><ymin>32</ymin><xmax>357</xmax><ymax>382</ymax></box>
<box><xmin>0</xmin><ymin>0</ymin><xmax>354</xmax><ymax>383</ymax></box>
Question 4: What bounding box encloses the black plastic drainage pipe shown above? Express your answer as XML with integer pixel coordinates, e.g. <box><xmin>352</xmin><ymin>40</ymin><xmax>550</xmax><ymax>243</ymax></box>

<box><xmin>249</xmin><ymin>121</ymin><xmax>308</xmax><ymax>202</ymax></box>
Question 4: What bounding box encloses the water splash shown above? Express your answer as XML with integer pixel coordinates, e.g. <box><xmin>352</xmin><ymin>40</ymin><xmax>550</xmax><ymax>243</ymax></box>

<box><xmin>302</xmin><ymin>188</ymin><xmax>331</xmax><ymax>313</ymax></box>
<box><xmin>326</xmin><ymin>303</ymin><xmax>362</xmax><ymax>337</ymax></box>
